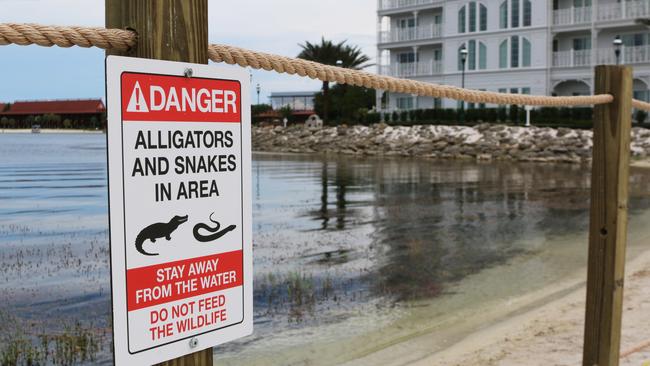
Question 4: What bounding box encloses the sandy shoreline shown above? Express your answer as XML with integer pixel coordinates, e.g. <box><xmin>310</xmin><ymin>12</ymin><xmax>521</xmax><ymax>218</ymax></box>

<box><xmin>416</xmin><ymin>248</ymin><xmax>650</xmax><ymax>366</ymax></box>
<box><xmin>343</xmin><ymin>240</ymin><xmax>650</xmax><ymax>366</ymax></box>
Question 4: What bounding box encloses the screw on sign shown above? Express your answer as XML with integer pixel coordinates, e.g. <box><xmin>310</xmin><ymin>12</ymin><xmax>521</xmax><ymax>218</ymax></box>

<box><xmin>106</xmin><ymin>56</ymin><xmax>252</xmax><ymax>365</ymax></box>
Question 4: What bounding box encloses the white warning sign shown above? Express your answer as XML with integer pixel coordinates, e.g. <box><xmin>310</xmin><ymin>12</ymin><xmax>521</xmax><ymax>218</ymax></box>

<box><xmin>106</xmin><ymin>56</ymin><xmax>253</xmax><ymax>365</ymax></box>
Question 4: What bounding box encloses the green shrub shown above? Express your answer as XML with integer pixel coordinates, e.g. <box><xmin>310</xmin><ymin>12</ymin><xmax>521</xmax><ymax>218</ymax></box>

<box><xmin>635</xmin><ymin>109</ymin><xmax>648</xmax><ymax>124</ymax></box>
<box><xmin>367</xmin><ymin>112</ymin><xmax>381</xmax><ymax>125</ymax></box>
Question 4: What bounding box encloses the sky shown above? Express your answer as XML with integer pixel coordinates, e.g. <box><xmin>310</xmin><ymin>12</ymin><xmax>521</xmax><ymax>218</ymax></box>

<box><xmin>0</xmin><ymin>0</ymin><xmax>377</xmax><ymax>104</ymax></box>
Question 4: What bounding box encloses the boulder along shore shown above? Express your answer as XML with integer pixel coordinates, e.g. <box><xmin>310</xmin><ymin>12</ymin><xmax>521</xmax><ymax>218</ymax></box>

<box><xmin>253</xmin><ymin>123</ymin><xmax>650</xmax><ymax>163</ymax></box>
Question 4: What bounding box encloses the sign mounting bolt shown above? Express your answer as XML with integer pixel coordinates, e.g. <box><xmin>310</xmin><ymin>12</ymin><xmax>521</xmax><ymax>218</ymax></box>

<box><xmin>184</xmin><ymin>68</ymin><xmax>193</xmax><ymax>78</ymax></box>
<box><xmin>189</xmin><ymin>337</ymin><xmax>198</xmax><ymax>348</ymax></box>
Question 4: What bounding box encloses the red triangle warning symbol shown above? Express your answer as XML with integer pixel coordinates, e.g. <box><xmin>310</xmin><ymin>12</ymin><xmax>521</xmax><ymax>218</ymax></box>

<box><xmin>126</xmin><ymin>81</ymin><xmax>149</xmax><ymax>112</ymax></box>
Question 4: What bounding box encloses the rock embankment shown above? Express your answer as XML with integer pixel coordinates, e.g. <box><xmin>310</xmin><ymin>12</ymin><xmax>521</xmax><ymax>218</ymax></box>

<box><xmin>253</xmin><ymin>123</ymin><xmax>650</xmax><ymax>163</ymax></box>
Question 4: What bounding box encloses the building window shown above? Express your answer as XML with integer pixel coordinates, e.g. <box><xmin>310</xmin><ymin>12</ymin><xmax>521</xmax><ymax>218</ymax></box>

<box><xmin>399</xmin><ymin>52</ymin><xmax>417</xmax><ymax>63</ymax></box>
<box><xmin>459</xmin><ymin>6</ymin><xmax>466</xmax><ymax>33</ymax></box>
<box><xmin>480</xmin><ymin>4</ymin><xmax>488</xmax><ymax>31</ymax></box>
<box><xmin>397</xmin><ymin>97</ymin><xmax>413</xmax><ymax>110</ymax></box>
<box><xmin>459</xmin><ymin>43</ymin><xmax>467</xmax><ymax>71</ymax></box>
<box><xmin>499</xmin><ymin>39</ymin><xmax>508</xmax><ymax>68</ymax></box>
<box><xmin>500</xmin><ymin>0</ymin><xmax>531</xmax><ymax>29</ymax></box>
<box><xmin>468</xmin><ymin>40</ymin><xmax>476</xmax><ymax>70</ymax></box>
<box><xmin>460</xmin><ymin>2</ymin><xmax>487</xmax><ymax>33</ymax></box>
<box><xmin>511</xmin><ymin>36</ymin><xmax>519</xmax><ymax>67</ymax></box>
<box><xmin>499</xmin><ymin>37</ymin><xmax>530</xmax><ymax>68</ymax></box>
<box><xmin>523</xmin><ymin>0</ymin><xmax>532</xmax><ymax>26</ymax></box>
<box><xmin>522</xmin><ymin>38</ymin><xmax>531</xmax><ymax>67</ymax></box>
<box><xmin>521</xmin><ymin>87</ymin><xmax>531</xmax><ymax>95</ymax></box>
<box><xmin>500</xmin><ymin>1</ymin><xmax>508</xmax><ymax>29</ymax></box>
<box><xmin>479</xmin><ymin>42</ymin><xmax>487</xmax><ymax>69</ymax></box>
<box><xmin>398</xmin><ymin>17</ymin><xmax>416</xmax><ymax>29</ymax></box>
<box><xmin>460</xmin><ymin>40</ymin><xmax>487</xmax><ymax>71</ymax></box>
<box><xmin>512</xmin><ymin>0</ymin><xmax>520</xmax><ymax>28</ymax></box>
<box><xmin>469</xmin><ymin>2</ymin><xmax>477</xmax><ymax>32</ymax></box>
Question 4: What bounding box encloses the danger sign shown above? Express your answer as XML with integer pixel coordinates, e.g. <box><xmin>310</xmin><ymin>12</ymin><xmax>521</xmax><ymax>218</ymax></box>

<box><xmin>106</xmin><ymin>56</ymin><xmax>252</xmax><ymax>365</ymax></box>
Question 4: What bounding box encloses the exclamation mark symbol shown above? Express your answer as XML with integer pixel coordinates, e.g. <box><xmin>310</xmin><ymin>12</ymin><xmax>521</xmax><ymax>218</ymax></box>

<box><xmin>127</xmin><ymin>81</ymin><xmax>149</xmax><ymax>112</ymax></box>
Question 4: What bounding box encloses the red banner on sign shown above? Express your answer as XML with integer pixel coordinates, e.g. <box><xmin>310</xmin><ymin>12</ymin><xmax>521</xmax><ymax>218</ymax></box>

<box><xmin>121</xmin><ymin>72</ymin><xmax>241</xmax><ymax>123</ymax></box>
<box><xmin>126</xmin><ymin>250</ymin><xmax>243</xmax><ymax>311</ymax></box>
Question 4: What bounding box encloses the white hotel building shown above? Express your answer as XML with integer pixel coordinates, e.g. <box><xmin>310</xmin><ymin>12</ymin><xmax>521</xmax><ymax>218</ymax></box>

<box><xmin>376</xmin><ymin>0</ymin><xmax>650</xmax><ymax>111</ymax></box>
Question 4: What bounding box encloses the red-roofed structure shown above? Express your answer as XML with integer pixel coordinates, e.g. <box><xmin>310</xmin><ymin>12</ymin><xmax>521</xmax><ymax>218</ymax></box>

<box><xmin>0</xmin><ymin>99</ymin><xmax>106</xmax><ymax>129</ymax></box>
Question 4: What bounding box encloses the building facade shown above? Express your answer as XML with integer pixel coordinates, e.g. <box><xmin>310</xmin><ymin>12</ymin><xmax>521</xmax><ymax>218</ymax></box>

<box><xmin>0</xmin><ymin>99</ymin><xmax>106</xmax><ymax>129</ymax></box>
<box><xmin>376</xmin><ymin>0</ymin><xmax>650</xmax><ymax>111</ymax></box>
<box><xmin>269</xmin><ymin>91</ymin><xmax>317</xmax><ymax>111</ymax></box>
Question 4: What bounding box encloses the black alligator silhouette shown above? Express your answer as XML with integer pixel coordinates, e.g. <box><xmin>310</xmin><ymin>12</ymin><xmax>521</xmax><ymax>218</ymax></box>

<box><xmin>193</xmin><ymin>212</ymin><xmax>236</xmax><ymax>242</ymax></box>
<box><xmin>135</xmin><ymin>215</ymin><xmax>188</xmax><ymax>256</ymax></box>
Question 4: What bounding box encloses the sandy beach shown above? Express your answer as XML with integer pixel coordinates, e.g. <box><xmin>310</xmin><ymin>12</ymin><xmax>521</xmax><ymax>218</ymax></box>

<box><xmin>413</xmin><ymin>249</ymin><xmax>650</xmax><ymax>366</ymax></box>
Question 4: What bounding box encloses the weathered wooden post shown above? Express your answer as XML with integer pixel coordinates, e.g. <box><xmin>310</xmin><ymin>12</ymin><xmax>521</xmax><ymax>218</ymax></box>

<box><xmin>582</xmin><ymin>65</ymin><xmax>632</xmax><ymax>366</ymax></box>
<box><xmin>105</xmin><ymin>1</ymin><xmax>212</xmax><ymax>365</ymax></box>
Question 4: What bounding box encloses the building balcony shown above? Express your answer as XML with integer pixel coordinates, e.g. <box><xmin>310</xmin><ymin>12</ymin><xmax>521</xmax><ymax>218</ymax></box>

<box><xmin>551</xmin><ymin>1</ymin><xmax>650</xmax><ymax>26</ymax></box>
<box><xmin>379</xmin><ymin>60</ymin><xmax>443</xmax><ymax>77</ymax></box>
<box><xmin>597</xmin><ymin>0</ymin><xmax>650</xmax><ymax>22</ymax></box>
<box><xmin>378</xmin><ymin>24</ymin><xmax>443</xmax><ymax>44</ymax></box>
<box><xmin>552</xmin><ymin>7</ymin><xmax>591</xmax><ymax>26</ymax></box>
<box><xmin>597</xmin><ymin>45</ymin><xmax>650</xmax><ymax>65</ymax></box>
<box><xmin>378</xmin><ymin>0</ymin><xmax>439</xmax><ymax>11</ymax></box>
<box><xmin>552</xmin><ymin>50</ymin><xmax>592</xmax><ymax>67</ymax></box>
<box><xmin>553</xmin><ymin>46</ymin><xmax>650</xmax><ymax>67</ymax></box>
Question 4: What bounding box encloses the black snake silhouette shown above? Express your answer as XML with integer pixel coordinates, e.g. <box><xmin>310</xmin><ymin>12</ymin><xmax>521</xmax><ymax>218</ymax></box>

<box><xmin>192</xmin><ymin>212</ymin><xmax>237</xmax><ymax>242</ymax></box>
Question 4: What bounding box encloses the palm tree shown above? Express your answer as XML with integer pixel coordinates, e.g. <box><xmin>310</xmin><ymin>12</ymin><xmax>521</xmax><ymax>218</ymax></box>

<box><xmin>297</xmin><ymin>38</ymin><xmax>371</xmax><ymax>123</ymax></box>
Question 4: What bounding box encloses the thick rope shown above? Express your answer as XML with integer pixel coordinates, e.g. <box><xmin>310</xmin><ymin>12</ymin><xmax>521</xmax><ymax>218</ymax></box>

<box><xmin>3</xmin><ymin>22</ymin><xmax>649</xmax><ymax>109</ymax></box>
<box><xmin>632</xmin><ymin>98</ymin><xmax>650</xmax><ymax>111</ymax></box>
<box><xmin>208</xmin><ymin>44</ymin><xmax>612</xmax><ymax>107</ymax></box>
<box><xmin>0</xmin><ymin>23</ymin><xmax>134</xmax><ymax>51</ymax></box>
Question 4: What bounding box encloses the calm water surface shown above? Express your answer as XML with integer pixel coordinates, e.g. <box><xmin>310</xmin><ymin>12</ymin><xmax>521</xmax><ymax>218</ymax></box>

<box><xmin>2</xmin><ymin>133</ymin><xmax>650</xmax><ymax>365</ymax></box>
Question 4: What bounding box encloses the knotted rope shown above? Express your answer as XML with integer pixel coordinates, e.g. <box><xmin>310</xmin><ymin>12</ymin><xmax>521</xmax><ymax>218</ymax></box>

<box><xmin>0</xmin><ymin>23</ymin><xmax>648</xmax><ymax>111</ymax></box>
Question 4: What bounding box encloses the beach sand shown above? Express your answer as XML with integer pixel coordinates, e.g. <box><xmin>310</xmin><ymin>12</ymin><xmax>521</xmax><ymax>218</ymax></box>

<box><xmin>337</xmin><ymin>248</ymin><xmax>650</xmax><ymax>366</ymax></box>
<box><xmin>411</xmin><ymin>248</ymin><xmax>650</xmax><ymax>366</ymax></box>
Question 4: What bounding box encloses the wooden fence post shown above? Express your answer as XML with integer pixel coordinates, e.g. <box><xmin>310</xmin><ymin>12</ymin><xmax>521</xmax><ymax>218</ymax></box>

<box><xmin>582</xmin><ymin>65</ymin><xmax>633</xmax><ymax>366</ymax></box>
<box><xmin>105</xmin><ymin>1</ymin><xmax>211</xmax><ymax>365</ymax></box>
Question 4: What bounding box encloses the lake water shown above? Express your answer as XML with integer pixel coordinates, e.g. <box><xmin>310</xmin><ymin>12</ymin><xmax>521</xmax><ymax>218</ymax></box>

<box><xmin>2</xmin><ymin>133</ymin><xmax>650</xmax><ymax>365</ymax></box>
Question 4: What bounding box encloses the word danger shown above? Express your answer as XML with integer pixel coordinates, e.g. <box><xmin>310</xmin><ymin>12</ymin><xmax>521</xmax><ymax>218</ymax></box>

<box><xmin>148</xmin><ymin>295</ymin><xmax>228</xmax><ymax>341</ymax></box>
<box><xmin>147</xmin><ymin>85</ymin><xmax>237</xmax><ymax>114</ymax></box>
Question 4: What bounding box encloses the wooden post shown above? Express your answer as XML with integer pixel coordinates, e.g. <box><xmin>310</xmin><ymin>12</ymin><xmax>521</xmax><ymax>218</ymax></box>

<box><xmin>105</xmin><ymin>1</ymin><xmax>211</xmax><ymax>365</ymax></box>
<box><xmin>582</xmin><ymin>65</ymin><xmax>632</xmax><ymax>366</ymax></box>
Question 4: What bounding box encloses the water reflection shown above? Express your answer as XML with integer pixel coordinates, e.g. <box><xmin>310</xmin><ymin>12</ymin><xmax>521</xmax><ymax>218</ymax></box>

<box><xmin>4</xmin><ymin>134</ymin><xmax>650</xmax><ymax>365</ymax></box>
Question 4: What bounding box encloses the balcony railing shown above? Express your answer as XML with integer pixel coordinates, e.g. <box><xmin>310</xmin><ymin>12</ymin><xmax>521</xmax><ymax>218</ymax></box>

<box><xmin>597</xmin><ymin>45</ymin><xmax>650</xmax><ymax>65</ymax></box>
<box><xmin>378</xmin><ymin>0</ymin><xmax>439</xmax><ymax>11</ymax></box>
<box><xmin>552</xmin><ymin>7</ymin><xmax>592</xmax><ymax>25</ymax></box>
<box><xmin>597</xmin><ymin>0</ymin><xmax>650</xmax><ymax>21</ymax></box>
<box><xmin>552</xmin><ymin>50</ymin><xmax>592</xmax><ymax>67</ymax></box>
<box><xmin>379</xmin><ymin>60</ymin><xmax>443</xmax><ymax>77</ymax></box>
<box><xmin>553</xmin><ymin>46</ymin><xmax>650</xmax><ymax>67</ymax></box>
<box><xmin>378</xmin><ymin>24</ymin><xmax>443</xmax><ymax>44</ymax></box>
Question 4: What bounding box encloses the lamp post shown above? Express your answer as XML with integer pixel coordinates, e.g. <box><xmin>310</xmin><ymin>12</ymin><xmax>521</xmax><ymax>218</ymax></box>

<box><xmin>613</xmin><ymin>35</ymin><xmax>623</xmax><ymax>65</ymax></box>
<box><xmin>460</xmin><ymin>46</ymin><xmax>468</xmax><ymax>123</ymax></box>
<box><xmin>256</xmin><ymin>83</ymin><xmax>261</xmax><ymax>105</ymax></box>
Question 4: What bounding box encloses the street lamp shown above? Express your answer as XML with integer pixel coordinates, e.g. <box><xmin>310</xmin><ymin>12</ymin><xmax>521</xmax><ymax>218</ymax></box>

<box><xmin>336</xmin><ymin>59</ymin><xmax>343</xmax><ymax>67</ymax></box>
<box><xmin>460</xmin><ymin>46</ymin><xmax>468</xmax><ymax>123</ymax></box>
<box><xmin>256</xmin><ymin>83</ymin><xmax>261</xmax><ymax>105</ymax></box>
<box><xmin>613</xmin><ymin>35</ymin><xmax>623</xmax><ymax>65</ymax></box>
